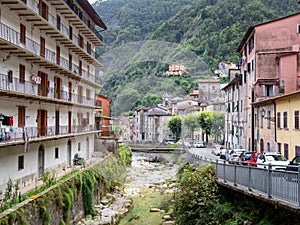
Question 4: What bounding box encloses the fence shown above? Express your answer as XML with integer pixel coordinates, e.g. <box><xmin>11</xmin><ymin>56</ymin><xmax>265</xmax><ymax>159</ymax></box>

<box><xmin>189</xmin><ymin>151</ymin><xmax>300</xmax><ymax>208</ymax></box>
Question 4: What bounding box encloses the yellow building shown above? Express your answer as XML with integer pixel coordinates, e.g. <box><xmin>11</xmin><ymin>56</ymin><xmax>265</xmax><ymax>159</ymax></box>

<box><xmin>276</xmin><ymin>90</ymin><xmax>300</xmax><ymax>160</ymax></box>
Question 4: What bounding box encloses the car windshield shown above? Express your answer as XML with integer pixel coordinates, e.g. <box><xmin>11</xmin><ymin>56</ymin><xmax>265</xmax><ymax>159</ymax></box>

<box><xmin>292</xmin><ymin>156</ymin><xmax>300</xmax><ymax>163</ymax></box>
<box><xmin>267</xmin><ymin>155</ymin><xmax>286</xmax><ymax>161</ymax></box>
<box><xmin>244</xmin><ymin>153</ymin><xmax>253</xmax><ymax>160</ymax></box>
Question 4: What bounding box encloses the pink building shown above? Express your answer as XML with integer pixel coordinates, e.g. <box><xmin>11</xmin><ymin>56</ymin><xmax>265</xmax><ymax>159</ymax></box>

<box><xmin>236</xmin><ymin>12</ymin><xmax>300</xmax><ymax>152</ymax></box>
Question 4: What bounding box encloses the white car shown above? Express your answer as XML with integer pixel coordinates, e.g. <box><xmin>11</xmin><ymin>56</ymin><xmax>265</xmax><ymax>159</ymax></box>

<box><xmin>194</xmin><ymin>141</ymin><xmax>204</xmax><ymax>148</ymax></box>
<box><xmin>256</xmin><ymin>152</ymin><xmax>289</xmax><ymax>170</ymax></box>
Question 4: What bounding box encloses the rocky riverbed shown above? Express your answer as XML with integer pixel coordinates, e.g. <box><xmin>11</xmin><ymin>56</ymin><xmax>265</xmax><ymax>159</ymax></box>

<box><xmin>76</xmin><ymin>152</ymin><xmax>183</xmax><ymax>225</ymax></box>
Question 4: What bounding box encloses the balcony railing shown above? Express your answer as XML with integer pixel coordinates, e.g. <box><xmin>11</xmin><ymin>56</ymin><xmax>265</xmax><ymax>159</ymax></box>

<box><xmin>23</xmin><ymin>0</ymin><xmax>101</xmax><ymax>57</ymax></box>
<box><xmin>0</xmin><ymin>72</ymin><xmax>97</xmax><ymax>107</ymax></box>
<box><xmin>0</xmin><ymin>124</ymin><xmax>98</xmax><ymax>145</ymax></box>
<box><xmin>0</xmin><ymin>22</ymin><xmax>100</xmax><ymax>85</ymax></box>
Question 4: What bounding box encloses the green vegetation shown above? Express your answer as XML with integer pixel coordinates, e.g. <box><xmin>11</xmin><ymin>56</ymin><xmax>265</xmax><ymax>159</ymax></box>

<box><xmin>94</xmin><ymin>0</ymin><xmax>298</xmax><ymax>116</ymax></box>
<box><xmin>174</xmin><ymin>163</ymin><xmax>220</xmax><ymax>225</ymax></box>
<box><xmin>0</xmin><ymin>154</ymin><xmax>126</xmax><ymax>224</ymax></box>
<box><xmin>118</xmin><ymin>188</ymin><xmax>173</xmax><ymax>225</ymax></box>
<box><xmin>118</xmin><ymin>144</ymin><xmax>133</xmax><ymax>165</ymax></box>
<box><xmin>167</xmin><ymin>115</ymin><xmax>182</xmax><ymax>139</ymax></box>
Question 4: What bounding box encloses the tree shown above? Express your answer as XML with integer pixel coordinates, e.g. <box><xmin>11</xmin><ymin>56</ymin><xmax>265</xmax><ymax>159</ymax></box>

<box><xmin>197</xmin><ymin>111</ymin><xmax>212</xmax><ymax>143</ymax></box>
<box><xmin>167</xmin><ymin>115</ymin><xmax>182</xmax><ymax>139</ymax></box>
<box><xmin>183</xmin><ymin>114</ymin><xmax>199</xmax><ymax>139</ymax></box>
<box><xmin>211</xmin><ymin>112</ymin><xmax>225</xmax><ymax>143</ymax></box>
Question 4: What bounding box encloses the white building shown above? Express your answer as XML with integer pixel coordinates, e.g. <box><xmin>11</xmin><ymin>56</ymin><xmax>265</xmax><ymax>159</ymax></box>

<box><xmin>0</xmin><ymin>0</ymin><xmax>106</xmax><ymax>192</ymax></box>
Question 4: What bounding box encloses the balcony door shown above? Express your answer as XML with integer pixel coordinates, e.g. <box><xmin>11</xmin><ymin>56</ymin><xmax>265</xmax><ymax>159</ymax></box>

<box><xmin>55</xmin><ymin>110</ymin><xmax>59</xmax><ymax>135</ymax></box>
<box><xmin>54</xmin><ymin>76</ymin><xmax>62</xmax><ymax>99</ymax></box>
<box><xmin>38</xmin><ymin>71</ymin><xmax>48</xmax><ymax>97</ymax></box>
<box><xmin>38</xmin><ymin>109</ymin><xmax>47</xmax><ymax>136</ymax></box>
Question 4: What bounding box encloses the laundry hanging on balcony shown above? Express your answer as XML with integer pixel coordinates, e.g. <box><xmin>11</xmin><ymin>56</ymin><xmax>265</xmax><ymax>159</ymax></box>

<box><xmin>0</xmin><ymin>113</ymin><xmax>13</xmax><ymax>126</ymax></box>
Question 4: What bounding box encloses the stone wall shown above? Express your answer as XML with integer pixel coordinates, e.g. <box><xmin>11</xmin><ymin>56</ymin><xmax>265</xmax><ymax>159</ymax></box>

<box><xmin>0</xmin><ymin>154</ymin><xmax>123</xmax><ymax>225</ymax></box>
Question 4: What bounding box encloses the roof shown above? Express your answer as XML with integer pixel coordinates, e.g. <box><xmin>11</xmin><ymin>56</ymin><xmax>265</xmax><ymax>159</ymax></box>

<box><xmin>78</xmin><ymin>0</ymin><xmax>107</xmax><ymax>30</ymax></box>
<box><xmin>237</xmin><ymin>12</ymin><xmax>300</xmax><ymax>52</ymax></box>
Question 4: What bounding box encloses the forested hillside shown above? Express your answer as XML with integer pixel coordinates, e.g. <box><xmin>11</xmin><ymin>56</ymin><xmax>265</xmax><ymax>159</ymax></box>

<box><xmin>93</xmin><ymin>0</ymin><xmax>299</xmax><ymax>116</ymax></box>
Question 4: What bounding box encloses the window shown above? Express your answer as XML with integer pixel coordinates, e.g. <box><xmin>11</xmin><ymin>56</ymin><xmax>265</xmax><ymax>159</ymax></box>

<box><xmin>40</xmin><ymin>37</ymin><xmax>45</xmax><ymax>58</ymax></box>
<box><xmin>277</xmin><ymin>143</ymin><xmax>282</xmax><ymax>154</ymax></box>
<box><xmin>295</xmin><ymin>110</ymin><xmax>299</xmax><ymax>130</ymax></box>
<box><xmin>39</xmin><ymin>0</ymin><xmax>48</xmax><ymax>20</ymax></box>
<box><xmin>79</xmin><ymin>60</ymin><xmax>82</xmax><ymax>76</ymax></box>
<box><xmin>87</xmin><ymin>42</ymin><xmax>91</xmax><ymax>54</ymax></box>
<box><xmin>260</xmin><ymin>113</ymin><xmax>264</xmax><ymax>128</ymax></box>
<box><xmin>267</xmin><ymin>110</ymin><xmax>271</xmax><ymax>129</ymax></box>
<box><xmin>284</xmin><ymin>144</ymin><xmax>289</xmax><ymax>159</ymax></box>
<box><xmin>56</xmin><ymin>46</ymin><xmax>60</xmax><ymax>65</ymax></box>
<box><xmin>20</xmin><ymin>24</ymin><xmax>26</xmax><ymax>44</ymax></box>
<box><xmin>69</xmin><ymin>25</ymin><xmax>73</xmax><ymax>40</ymax></box>
<box><xmin>86</xmin><ymin>89</ymin><xmax>91</xmax><ymax>100</ymax></box>
<box><xmin>249</xmin><ymin>36</ymin><xmax>254</xmax><ymax>54</ymax></box>
<box><xmin>78</xmin><ymin>142</ymin><xmax>81</xmax><ymax>151</ymax></box>
<box><xmin>298</xmin><ymin>24</ymin><xmax>300</xmax><ymax>33</ymax></box>
<box><xmin>69</xmin><ymin>54</ymin><xmax>72</xmax><ymax>71</ymax></box>
<box><xmin>18</xmin><ymin>155</ymin><xmax>24</xmax><ymax>170</ymax></box>
<box><xmin>277</xmin><ymin>112</ymin><xmax>281</xmax><ymax>128</ymax></box>
<box><xmin>8</xmin><ymin>70</ymin><xmax>13</xmax><ymax>83</ymax></box>
<box><xmin>283</xmin><ymin>111</ymin><xmax>288</xmax><ymax>129</ymax></box>
<box><xmin>267</xmin><ymin>142</ymin><xmax>270</xmax><ymax>152</ymax></box>
<box><xmin>19</xmin><ymin>64</ymin><xmax>25</xmax><ymax>83</ymax></box>
<box><xmin>264</xmin><ymin>85</ymin><xmax>273</xmax><ymax>96</ymax></box>
<box><xmin>78</xmin><ymin>35</ymin><xmax>84</xmax><ymax>48</ymax></box>
<box><xmin>243</xmin><ymin>70</ymin><xmax>247</xmax><ymax>83</ymax></box>
<box><xmin>56</xmin><ymin>15</ymin><xmax>61</xmax><ymax>30</ymax></box>
<box><xmin>296</xmin><ymin>146</ymin><xmax>300</xmax><ymax>156</ymax></box>
<box><xmin>78</xmin><ymin>86</ymin><xmax>83</xmax><ymax>103</ymax></box>
<box><xmin>55</xmin><ymin>147</ymin><xmax>59</xmax><ymax>159</ymax></box>
<box><xmin>212</xmin><ymin>86</ymin><xmax>215</xmax><ymax>91</ymax></box>
<box><xmin>18</xmin><ymin>106</ymin><xmax>25</xmax><ymax>127</ymax></box>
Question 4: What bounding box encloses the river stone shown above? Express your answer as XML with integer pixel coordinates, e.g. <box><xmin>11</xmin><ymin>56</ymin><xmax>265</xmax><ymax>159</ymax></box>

<box><xmin>150</xmin><ymin>208</ymin><xmax>161</xmax><ymax>212</ymax></box>
<box><xmin>163</xmin><ymin>214</ymin><xmax>172</xmax><ymax>220</ymax></box>
<box><xmin>162</xmin><ymin>221</ymin><xmax>175</xmax><ymax>225</ymax></box>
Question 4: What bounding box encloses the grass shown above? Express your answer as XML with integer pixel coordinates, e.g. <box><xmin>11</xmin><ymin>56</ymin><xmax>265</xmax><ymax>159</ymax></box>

<box><xmin>118</xmin><ymin>187</ymin><xmax>174</xmax><ymax>225</ymax></box>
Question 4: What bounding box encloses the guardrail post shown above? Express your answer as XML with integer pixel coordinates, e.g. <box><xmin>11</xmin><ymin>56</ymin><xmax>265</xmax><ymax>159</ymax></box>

<box><xmin>216</xmin><ymin>159</ymin><xmax>218</xmax><ymax>176</ymax></box>
<box><xmin>234</xmin><ymin>163</ymin><xmax>237</xmax><ymax>186</ymax></box>
<box><xmin>267</xmin><ymin>163</ymin><xmax>272</xmax><ymax>198</ymax></box>
<box><xmin>298</xmin><ymin>165</ymin><xmax>300</xmax><ymax>207</ymax></box>
<box><xmin>248</xmin><ymin>164</ymin><xmax>252</xmax><ymax>191</ymax></box>
<box><xmin>223</xmin><ymin>160</ymin><xmax>226</xmax><ymax>183</ymax></box>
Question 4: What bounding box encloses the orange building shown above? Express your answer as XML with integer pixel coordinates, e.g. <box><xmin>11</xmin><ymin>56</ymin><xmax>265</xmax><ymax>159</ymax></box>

<box><xmin>95</xmin><ymin>95</ymin><xmax>111</xmax><ymax>136</ymax></box>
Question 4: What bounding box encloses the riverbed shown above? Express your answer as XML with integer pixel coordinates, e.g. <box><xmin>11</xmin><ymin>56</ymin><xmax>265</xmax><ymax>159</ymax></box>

<box><xmin>77</xmin><ymin>151</ymin><xmax>184</xmax><ymax>225</ymax></box>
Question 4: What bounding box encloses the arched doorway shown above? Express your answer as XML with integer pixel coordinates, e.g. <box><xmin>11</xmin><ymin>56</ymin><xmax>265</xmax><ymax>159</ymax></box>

<box><xmin>260</xmin><ymin>139</ymin><xmax>264</xmax><ymax>153</ymax></box>
<box><xmin>86</xmin><ymin>137</ymin><xmax>89</xmax><ymax>159</ymax></box>
<box><xmin>38</xmin><ymin>145</ymin><xmax>45</xmax><ymax>178</ymax></box>
<box><xmin>67</xmin><ymin>140</ymin><xmax>72</xmax><ymax>166</ymax></box>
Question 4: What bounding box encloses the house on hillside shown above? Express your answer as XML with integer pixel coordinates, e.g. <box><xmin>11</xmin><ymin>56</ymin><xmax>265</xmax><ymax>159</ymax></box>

<box><xmin>165</xmin><ymin>64</ymin><xmax>186</xmax><ymax>76</ymax></box>
<box><xmin>0</xmin><ymin>0</ymin><xmax>106</xmax><ymax>192</ymax></box>
<box><xmin>235</xmin><ymin>12</ymin><xmax>300</xmax><ymax>157</ymax></box>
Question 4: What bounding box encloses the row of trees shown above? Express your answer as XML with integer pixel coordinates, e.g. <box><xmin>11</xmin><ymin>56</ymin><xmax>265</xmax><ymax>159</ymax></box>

<box><xmin>167</xmin><ymin>111</ymin><xmax>224</xmax><ymax>143</ymax></box>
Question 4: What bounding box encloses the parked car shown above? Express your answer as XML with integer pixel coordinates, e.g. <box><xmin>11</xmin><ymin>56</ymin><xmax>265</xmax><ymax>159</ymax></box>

<box><xmin>220</xmin><ymin>148</ymin><xmax>228</xmax><ymax>160</ymax></box>
<box><xmin>239</xmin><ymin>151</ymin><xmax>261</xmax><ymax>166</ymax></box>
<box><xmin>227</xmin><ymin>149</ymin><xmax>246</xmax><ymax>164</ymax></box>
<box><xmin>212</xmin><ymin>145</ymin><xmax>223</xmax><ymax>156</ymax></box>
<box><xmin>176</xmin><ymin>139</ymin><xmax>191</xmax><ymax>148</ymax></box>
<box><xmin>194</xmin><ymin>141</ymin><xmax>204</xmax><ymax>148</ymax></box>
<box><xmin>286</xmin><ymin>155</ymin><xmax>300</xmax><ymax>171</ymax></box>
<box><xmin>256</xmin><ymin>152</ymin><xmax>289</xmax><ymax>170</ymax></box>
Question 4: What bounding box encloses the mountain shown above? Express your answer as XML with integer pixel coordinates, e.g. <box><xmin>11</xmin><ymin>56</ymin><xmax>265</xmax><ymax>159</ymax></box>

<box><xmin>93</xmin><ymin>0</ymin><xmax>299</xmax><ymax>116</ymax></box>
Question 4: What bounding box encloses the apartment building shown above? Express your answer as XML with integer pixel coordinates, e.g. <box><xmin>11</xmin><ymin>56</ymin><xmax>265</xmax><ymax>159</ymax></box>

<box><xmin>0</xmin><ymin>0</ymin><xmax>106</xmax><ymax>192</ymax></box>
<box><xmin>234</xmin><ymin>12</ymin><xmax>300</xmax><ymax>155</ymax></box>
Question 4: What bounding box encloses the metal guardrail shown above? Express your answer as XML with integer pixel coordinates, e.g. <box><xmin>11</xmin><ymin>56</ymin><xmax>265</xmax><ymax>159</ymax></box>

<box><xmin>189</xmin><ymin>152</ymin><xmax>300</xmax><ymax>208</ymax></box>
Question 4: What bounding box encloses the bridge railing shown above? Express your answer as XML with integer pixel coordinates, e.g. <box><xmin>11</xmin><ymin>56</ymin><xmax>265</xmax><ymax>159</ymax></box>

<box><xmin>189</xmin><ymin>152</ymin><xmax>300</xmax><ymax>208</ymax></box>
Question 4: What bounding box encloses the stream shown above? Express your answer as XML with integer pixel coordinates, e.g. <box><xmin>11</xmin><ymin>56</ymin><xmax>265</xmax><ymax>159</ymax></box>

<box><xmin>77</xmin><ymin>151</ymin><xmax>184</xmax><ymax>225</ymax></box>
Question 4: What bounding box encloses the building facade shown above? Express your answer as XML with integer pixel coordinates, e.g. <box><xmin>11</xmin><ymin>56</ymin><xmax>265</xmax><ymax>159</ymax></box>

<box><xmin>95</xmin><ymin>95</ymin><xmax>111</xmax><ymax>136</ymax></box>
<box><xmin>0</xmin><ymin>0</ymin><xmax>106</xmax><ymax>192</ymax></box>
<box><xmin>235</xmin><ymin>12</ymin><xmax>300</xmax><ymax>154</ymax></box>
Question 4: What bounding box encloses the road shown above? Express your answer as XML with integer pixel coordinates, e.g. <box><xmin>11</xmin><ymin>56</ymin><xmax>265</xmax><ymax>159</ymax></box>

<box><xmin>189</xmin><ymin>147</ymin><xmax>220</xmax><ymax>161</ymax></box>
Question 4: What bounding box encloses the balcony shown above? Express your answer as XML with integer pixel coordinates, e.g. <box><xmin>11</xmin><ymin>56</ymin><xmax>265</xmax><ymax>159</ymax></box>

<box><xmin>0</xmin><ymin>72</ymin><xmax>98</xmax><ymax>108</ymax></box>
<box><xmin>0</xmin><ymin>124</ymin><xmax>98</xmax><ymax>146</ymax></box>
<box><xmin>0</xmin><ymin>0</ymin><xmax>102</xmax><ymax>64</ymax></box>
<box><xmin>0</xmin><ymin>22</ymin><xmax>101</xmax><ymax>87</ymax></box>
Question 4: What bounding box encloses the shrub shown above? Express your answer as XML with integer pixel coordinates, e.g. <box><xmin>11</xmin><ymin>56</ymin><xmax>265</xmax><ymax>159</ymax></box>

<box><xmin>117</xmin><ymin>145</ymin><xmax>132</xmax><ymax>165</ymax></box>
